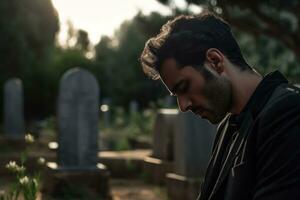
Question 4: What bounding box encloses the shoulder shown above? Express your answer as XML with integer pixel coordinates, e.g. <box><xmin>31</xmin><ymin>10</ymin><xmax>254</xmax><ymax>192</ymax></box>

<box><xmin>255</xmin><ymin>83</ymin><xmax>300</xmax><ymax>144</ymax></box>
<box><xmin>259</xmin><ymin>83</ymin><xmax>300</xmax><ymax>121</ymax></box>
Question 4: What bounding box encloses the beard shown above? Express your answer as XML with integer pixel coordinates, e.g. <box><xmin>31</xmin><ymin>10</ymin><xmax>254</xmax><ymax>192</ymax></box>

<box><xmin>199</xmin><ymin>73</ymin><xmax>232</xmax><ymax>124</ymax></box>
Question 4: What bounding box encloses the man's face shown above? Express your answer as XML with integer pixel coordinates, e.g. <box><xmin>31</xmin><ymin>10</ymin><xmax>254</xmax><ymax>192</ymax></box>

<box><xmin>160</xmin><ymin>58</ymin><xmax>232</xmax><ymax>124</ymax></box>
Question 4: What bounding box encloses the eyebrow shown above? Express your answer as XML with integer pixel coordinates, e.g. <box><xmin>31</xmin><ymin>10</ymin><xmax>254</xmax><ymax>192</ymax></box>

<box><xmin>170</xmin><ymin>79</ymin><xmax>185</xmax><ymax>96</ymax></box>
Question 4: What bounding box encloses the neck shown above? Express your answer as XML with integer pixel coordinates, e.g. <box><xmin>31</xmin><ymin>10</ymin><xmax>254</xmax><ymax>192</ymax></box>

<box><xmin>230</xmin><ymin>69</ymin><xmax>262</xmax><ymax>114</ymax></box>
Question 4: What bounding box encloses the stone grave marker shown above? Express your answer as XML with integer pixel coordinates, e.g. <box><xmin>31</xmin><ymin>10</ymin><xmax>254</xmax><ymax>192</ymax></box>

<box><xmin>167</xmin><ymin>111</ymin><xmax>217</xmax><ymax>200</ymax></box>
<box><xmin>173</xmin><ymin>112</ymin><xmax>216</xmax><ymax>177</ymax></box>
<box><xmin>129</xmin><ymin>100</ymin><xmax>138</xmax><ymax>114</ymax></box>
<box><xmin>3</xmin><ymin>78</ymin><xmax>24</xmax><ymax>140</ymax></box>
<box><xmin>57</xmin><ymin>68</ymin><xmax>99</xmax><ymax>168</ymax></box>
<box><xmin>43</xmin><ymin>68</ymin><xmax>110</xmax><ymax>199</ymax></box>
<box><xmin>152</xmin><ymin>109</ymin><xmax>179</xmax><ymax>160</ymax></box>
<box><xmin>143</xmin><ymin>108</ymin><xmax>179</xmax><ymax>184</ymax></box>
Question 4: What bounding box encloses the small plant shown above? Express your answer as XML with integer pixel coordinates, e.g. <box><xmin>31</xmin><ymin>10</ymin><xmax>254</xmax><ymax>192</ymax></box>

<box><xmin>0</xmin><ymin>134</ymin><xmax>41</xmax><ymax>200</ymax></box>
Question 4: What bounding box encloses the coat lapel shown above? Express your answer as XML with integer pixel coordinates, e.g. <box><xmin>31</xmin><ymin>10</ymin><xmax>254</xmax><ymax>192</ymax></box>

<box><xmin>200</xmin><ymin>116</ymin><xmax>232</xmax><ymax>200</ymax></box>
<box><xmin>208</xmin><ymin>112</ymin><xmax>254</xmax><ymax>200</ymax></box>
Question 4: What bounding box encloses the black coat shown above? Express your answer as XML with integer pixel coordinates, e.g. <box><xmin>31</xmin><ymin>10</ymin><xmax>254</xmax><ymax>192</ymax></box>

<box><xmin>198</xmin><ymin>71</ymin><xmax>300</xmax><ymax>200</ymax></box>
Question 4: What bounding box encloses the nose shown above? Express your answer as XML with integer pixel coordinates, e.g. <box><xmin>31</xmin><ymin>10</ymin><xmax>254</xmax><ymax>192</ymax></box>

<box><xmin>177</xmin><ymin>96</ymin><xmax>192</xmax><ymax>112</ymax></box>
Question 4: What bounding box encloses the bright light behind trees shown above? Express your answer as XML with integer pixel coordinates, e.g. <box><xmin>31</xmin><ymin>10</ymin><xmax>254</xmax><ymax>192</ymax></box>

<box><xmin>51</xmin><ymin>0</ymin><xmax>172</xmax><ymax>45</ymax></box>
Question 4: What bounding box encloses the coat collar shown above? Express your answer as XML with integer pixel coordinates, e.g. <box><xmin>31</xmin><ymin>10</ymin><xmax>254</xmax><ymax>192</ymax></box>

<box><xmin>201</xmin><ymin>71</ymin><xmax>288</xmax><ymax>200</ymax></box>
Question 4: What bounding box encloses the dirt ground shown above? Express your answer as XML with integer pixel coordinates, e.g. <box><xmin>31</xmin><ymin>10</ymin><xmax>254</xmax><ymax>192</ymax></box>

<box><xmin>111</xmin><ymin>179</ymin><xmax>168</xmax><ymax>200</ymax></box>
<box><xmin>0</xmin><ymin>177</ymin><xmax>168</xmax><ymax>200</ymax></box>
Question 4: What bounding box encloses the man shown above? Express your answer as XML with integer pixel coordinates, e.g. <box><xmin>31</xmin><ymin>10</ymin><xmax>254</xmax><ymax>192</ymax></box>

<box><xmin>140</xmin><ymin>11</ymin><xmax>300</xmax><ymax>200</ymax></box>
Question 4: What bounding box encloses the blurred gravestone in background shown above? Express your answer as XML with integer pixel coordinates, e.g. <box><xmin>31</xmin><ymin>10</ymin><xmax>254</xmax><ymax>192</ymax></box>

<box><xmin>3</xmin><ymin>78</ymin><xmax>24</xmax><ymax>140</ymax></box>
<box><xmin>173</xmin><ymin>112</ymin><xmax>216</xmax><ymax>177</ymax></box>
<box><xmin>144</xmin><ymin>109</ymin><xmax>217</xmax><ymax>196</ymax></box>
<box><xmin>164</xmin><ymin>95</ymin><xmax>176</xmax><ymax>108</ymax></box>
<box><xmin>166</xmin><ymin>112</ymin><xmax>217</xmax><ymax>200</ymax></box>
<box><xmin>102</xmin><ymin>97</ymin><xmax>112</xmax><ymax>128</ymax></box>
<box><xmin>143</xmin><ymin>109</ymin><xmax>178</xmax><ymax>184</ymax></box>
<box><xmin>130</xmin><ymin>100</ymin><xmax>139</xmax><ymax>115</ymax></box>
<box><xmin>57</xmin><ymin>68</ymin><xmax>99</xmax><ymax>168</ymax></box>
<box><xmin>152</xmin><ymin>109</ymin><xmax>178</xmax><ymax>161</ymax></box>
<box><xmin>43</xmin><ymin>68</ymin><xmax>111</xmax><ymax>199</ymax></box>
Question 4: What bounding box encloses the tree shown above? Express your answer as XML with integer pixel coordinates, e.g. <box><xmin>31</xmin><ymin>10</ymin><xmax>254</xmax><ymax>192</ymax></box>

<box><xmin>0</xmin><ymin>0</ymin><xmax>59</xmax><ymax>77</ymax></box>
<box><xmin>0</xmin><ymin>0</ymin><xmax>59</xmax><ymax>119</ymax></box>
<box><xmin>75</xmin><ymin>29</ymin><xmax>90</xmax><ymax>52</ymax></box>
<box><xmin>94</xmin><ymin>12</ymin><xmax>170</xmax><ymax>108</ymax></box>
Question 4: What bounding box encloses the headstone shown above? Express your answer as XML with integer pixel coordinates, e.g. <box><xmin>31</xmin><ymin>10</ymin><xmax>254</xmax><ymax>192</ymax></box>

<box><xmin>129</xmin><ymin>100</ymin><xmax>138</xmax><ymax>114</ymax></box>
<box><xmin>152</xmin><ymin>109</ymin><xmax>179</xmax><ymax>160</ymax></box>
<box><xmin>43</xmin><ymin>68</ymin><xmax>110</xmax><ymax>199</ymax></box>
<box><xmin>173</xmin><ymin>112</ymin><xmax>216</xmax><ymax>177</ymax></box>
<box><xmin>166</xmin><ymin>112</ymin><xmax>217</xmax><ymax>200</ymax></box>
<box><xmin>3</xmin><ymin>78</ymin><xmax>24</xmax><ymax>139</ymax></box>
<box><xmin>164</xmin><ymin>96</ymin><xmax>175</xmax><ymax>108</ymax></box>
<box><xmin>102</xmin><ymin>97</ymin><xmax>111</xmax><ymax>127</ymax></box>
<box><xmin>57</xmin><ymin>68</ymin><xmax>99</xmax><ymax>168</ymax></box>
<box><xmin>143</xmin><ymin>109</ymin><xmax>178</xmax><ymax>184</ymax></box>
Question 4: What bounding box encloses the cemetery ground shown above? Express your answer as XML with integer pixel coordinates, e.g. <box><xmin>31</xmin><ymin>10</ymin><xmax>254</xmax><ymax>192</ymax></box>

<box><xmin>0</xmin><ymin>177</ymin><xmax>168</xmax><ymax>200</ymax></box>
<box><xmin>0</xmin><ymin>119</ymin><xmax>168</xmax><ymax>200</ymax></box>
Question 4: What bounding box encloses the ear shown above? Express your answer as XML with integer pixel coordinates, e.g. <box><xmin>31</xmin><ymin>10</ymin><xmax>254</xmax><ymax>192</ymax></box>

<box><xmin>205</xmin><ymin>48</ymin><xmax>224</xmax><ymax>75</ymax></box>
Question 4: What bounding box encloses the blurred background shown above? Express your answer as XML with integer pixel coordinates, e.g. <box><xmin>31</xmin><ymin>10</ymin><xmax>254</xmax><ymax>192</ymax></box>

<box><xmin>0</xmin><ymin>0</ymin><xmax>299</xmax><ymax>125</ymax></box>
<box><xmin>0</xmin><ymin>0</ymin><xmax>300</xmax><ymax>199</ymax></box>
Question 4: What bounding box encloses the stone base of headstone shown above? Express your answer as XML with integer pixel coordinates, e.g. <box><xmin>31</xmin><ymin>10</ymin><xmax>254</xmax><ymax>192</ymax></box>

<box><xmin>100</xmin><ymin>157</ymin><xmax>143</xmax><ymax>179</ymax></box>
<box><xmin>166</xmin><ymin>173</ymin><xmax>202</xmax><ymax>200</ymax></box>
<box><xmin>42</xmin><ymin>162</ymin><xmax>111</xmax><ymax>200</ymax></box>
<box><xmin>99</xmin><ymin>150</ymin><xmax>151</xmax><ymax>179</ymax></box>
<box><xmin>143</xmin><ymin>156</ymin><xmax>173</xmax><ymax>185</ymax></box>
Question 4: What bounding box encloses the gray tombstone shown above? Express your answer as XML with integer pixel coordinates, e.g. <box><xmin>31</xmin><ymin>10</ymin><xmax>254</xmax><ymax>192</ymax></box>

<box><xmin>164</xmin><ymin>96</ymin><xmax>175</xmax><ymax>108</ymax></box>
<box><xmin>152</xmin><ymin>109</ymin><xmax>179</xmax><ymax>161</ymax></box>
<box><xmin>129</xmin><ymin>100</ymin><xmax>138</xmax><ymax>114</ymax></box>
<box><xmin>173</xmin><ymin>112</ymin><xmax>217</xmax><ymax>177</ymax></box>
<box><xmin>102</xmin><ymin>97</ymin><xmax>111</xmax><ymax>127</ymax></box>
<box><xmin>57</xmin><ymin>68</ymin><xmax>99</xmax><ymax>169</ymax></box>
<box><xmin>3</xmin><ymin>78</ymin><xmax>24</xmax><ymax>139</ymax></box>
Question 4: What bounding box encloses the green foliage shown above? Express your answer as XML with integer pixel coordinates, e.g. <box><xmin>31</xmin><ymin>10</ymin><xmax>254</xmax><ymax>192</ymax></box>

<box><xmin>100</xmin><ymin>107</ymin><xmax>156</xmax><ymax>151</ymax></box>
<box><xmin>94</xmin><ymin>12</ymin><xmax>169</xmax><ymax>108</ymax></box>
<box><xmin>75</xmin><ymin>29</ymin><xmax>91</xmax><ymax>52</ymax></box>
<box><xmin>0</xmin><ymin>0</ymin><xmax>59</xmax><ymax>119</ymax></box>
<box><xmin>236</xmin><ymin>31</ymin><xmax>300</xmax><ymax>82</ymax></box>
<box><xmin>0</xmin><ymin>134</ymin><xmax>41</xmax><ymax>200</ymax></box>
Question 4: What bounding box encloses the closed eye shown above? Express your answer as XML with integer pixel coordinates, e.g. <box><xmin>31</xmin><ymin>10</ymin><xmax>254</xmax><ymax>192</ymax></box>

<box><xmin>172</xmin><ymin>80</ymin><xmax>189</xmax><ymax>96</ymax></box>
<box><xmin>178</xmin><ymin>81</ymin><xmax>189</xmax><ymax>93</ymax></box>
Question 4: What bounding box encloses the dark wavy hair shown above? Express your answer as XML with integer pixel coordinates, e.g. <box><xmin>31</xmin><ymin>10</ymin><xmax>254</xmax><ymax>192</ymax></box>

<box><xmin>140</xmin><ymin>11</ymin><xmax>251</xmax><ymax>80</ymax></box>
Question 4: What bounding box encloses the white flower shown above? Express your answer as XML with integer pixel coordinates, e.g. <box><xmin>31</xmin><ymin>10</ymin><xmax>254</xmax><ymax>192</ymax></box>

<box><xmin>16</xmin><ymin>165</ymin><xmax>25</xmax><ymax>173</ymax></box>
<box><xmin>25</xmin><ymin>133</ymin><xmax>35</xmax><ymax>143</ymax></box>
<box><xmin>6</xmin><ymin>161</ymin><xmax>18</xmax><ymax>171</ymax></box>
<box><xmin>19</xmin><ymin>176</ymin><xmax>29</xmax><ymax>185</ymax></box>
<box><xmin>37</xmin><ymin>157</ymin><xmax>46</xmax><ymax>165</ymax></box>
